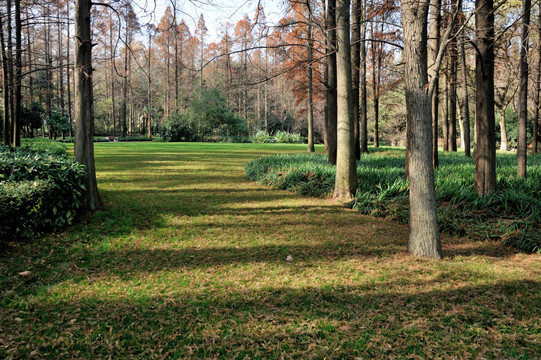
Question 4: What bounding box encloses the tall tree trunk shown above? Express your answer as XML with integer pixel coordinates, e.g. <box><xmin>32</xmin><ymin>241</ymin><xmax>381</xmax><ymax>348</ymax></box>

<box><xmin>458</xmin><ymin>103</ymin><xmax>465</xmax><ymax>148</ymax></box>
<box><xmin>429</xmin><ymin>0</ymin><xmax>441</xmax><ymax>164</ymax></box>
<box><xmin>67</xmin><ymin>0</ymin><xmax>73</xmax><ymax>137</ymax></box>
<box><xmin>307</xmin><ymin>5</ymin><xmax>315</xmax><ymax>152</ymax></box>
<box><xmin>58</xmin><ymin>12</ymin><xmax>65</xmax><ymax>117</ymax></box>
<box><xmin>109</xmin><ymin>17</ymin><xmax>116</xmax><ymax>135</ymax></box>
<box><xmin>428</xmin><ymin>0</ymin><xmax>441</xmax><ymax>168</ymax></box>
<box><xmin>334</xmin><ymin>0</ymin><xmax>358</xmax><ymax>200</ymax></box>
<box><xmin>534</xmin><ymin>7</ymin><xmax>541</xmax><ymax>154</ymax></box>
<box><xmin>25</xmin><ymin>6</ymin><xmax>33</xmax><ymax>105</ymax></box>
<box><xmin>371</xmin><ymin>20</ymin><xmax>380</xmax><ymax>148</ymax></box>
<box><xmin>442</xmin><ymin>73</ymin><xmax>449</xmax><ymax>151</ymax></box>
<box><xmin>474</xmin><ymin>0</ymin><xmax>496</xmax><ymax>194</ymax></box>
<box><xmin>459</xmin><ymin>23</ymin><xmax>471</xmax><ymax>157</ymax></box>
<box><xmin>351</xmin><ymin>0</ymin><xmax>361</xmax><ymax>159</ymax></box>
<box><xmin>7</xmin><ymin>0</ymin><xmax>15</xmax><ymax>143</ymax></box>
<box><xmin>498</xmin><ymin>107</ymin><xmax>508</xmax><ymax>151</ymax></box>
<box><xmin>74</xmin><ymin>0</ymin><xmax>103</xmax><ymax>211</ymax></box>
<box><xmin>264</xmin><ymin>48</ymin><xmax>269</xmax><ymax>134</ymax></box>
<box><xmin>129</xmin><ymin>51</ymin><xmax>134</xmax><ymax>134</ymax></box>
<box><xmin>325</xmin><ymin>0</ymin><xmax>338</xmax><ymax>165</ymax></box>
<box><xmin>243</xmin><ymin>45</ymin><xmax>248</xmax><ymax>121</ymax></box>
<box><xmin>402</xmin><ymin>0</ymin><xmax>442</xmax><ymax>259</ymax></box>
<box><xmin>122</xmin><ymin>32</ymin><xmax>128</xmax><ymax>137</ymax></box>
<box><xmin>13</xmin><ymin>0</ymin><xmax>21</xmax><ymax>147</ymax></box>
<box><xmin>517</xmin><ymin>0</ymin><xmax>531</xmax><ymax>178</ymax></box>
<box><xmin>165</xmin><ymin>35</ymin><xmax>170</xmax><ymax>119</ymax></box>
<box><xmin>147</xmin><ymin>31</ymin><xmax>152</xmax><ymax>139</ymax></box>
<box><xmin>448</xmin><ymin>0</ymin><xmax>458</xmax><ymax>152</ymax></box>
<box><xmin>0</xmin><ymin>14</ymin><xmax>11</xmax><ymax>146</ymax></box>
<box><xmin>45</xmin><ymin>6</ymin><xmax>53</xmax><ymax>139</ymax></box>
<box><xmin>359</xmin><ymin>0</ymin><xmax>368</xmax><ymax>154</ymax></box>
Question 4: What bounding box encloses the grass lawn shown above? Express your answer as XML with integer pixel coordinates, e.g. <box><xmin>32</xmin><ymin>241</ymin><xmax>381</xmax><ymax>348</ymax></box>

<box><xmin>1</xmin><ymin>142</ymin><xmax>540</xmax><ymax>359</ymax></box>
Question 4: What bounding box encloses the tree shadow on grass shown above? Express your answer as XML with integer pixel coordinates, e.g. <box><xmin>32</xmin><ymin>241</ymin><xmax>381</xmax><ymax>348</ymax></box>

<box><xmin>1</xmin><ymin>279</ymin><xmax>539</xmax><ymax>358</ymax></box>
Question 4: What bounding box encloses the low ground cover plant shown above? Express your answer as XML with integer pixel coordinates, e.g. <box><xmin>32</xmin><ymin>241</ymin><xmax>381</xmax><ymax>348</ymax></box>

<box><xmin>246</xmin><ymin>149</ymin><xmax>541</xmax><ymax>253</ymax></box>
<box><xmin>0</xmin><ymin>146</ymin><xmax>87</xmax><ymax>242</ymax></box>
<box><xmin>251</xmin><ymin>130</ymin><xmax>305</xmax><ymax>144</ymax></box>
<box><xmin>20</xmin><ymin>138</ymin><xmax>67</xmax><ymax>155</ymax></box>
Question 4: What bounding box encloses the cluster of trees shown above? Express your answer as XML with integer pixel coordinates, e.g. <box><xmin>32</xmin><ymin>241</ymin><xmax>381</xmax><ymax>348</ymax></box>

<box><xmin>2</xmin><ymin>0</ymin><xmax>540</xmax><ymax>258</ymax></box>
<box><xmin>160</xmin><ymin>88</ymin><xmax>248</xmax><ymax>142</ymax></box>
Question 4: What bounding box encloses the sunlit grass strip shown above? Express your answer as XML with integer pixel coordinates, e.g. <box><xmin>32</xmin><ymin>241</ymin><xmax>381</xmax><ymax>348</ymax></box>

<box><xmin>246</xmin><ymin>148</ymin><xmax>541</xmax><ymax>253</ymax></box>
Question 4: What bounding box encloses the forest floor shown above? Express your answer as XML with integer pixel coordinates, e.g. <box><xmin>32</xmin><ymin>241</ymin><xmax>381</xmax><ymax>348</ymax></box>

<box><xmin>1</xmin><ymin>142</ymin><xmax>540</xmax><ymax>359</ymax></box>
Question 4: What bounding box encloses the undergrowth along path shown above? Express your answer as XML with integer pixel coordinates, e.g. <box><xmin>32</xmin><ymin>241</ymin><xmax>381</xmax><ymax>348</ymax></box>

<box><xmin>1</xmin><ymin>142</ymin><xmax>539</xmax><ymax>359</ymax></box>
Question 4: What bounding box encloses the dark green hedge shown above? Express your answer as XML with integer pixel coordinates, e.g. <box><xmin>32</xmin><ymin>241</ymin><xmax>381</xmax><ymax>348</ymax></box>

<box><xmin>0</xmin><ymin>146</ymin><xmax>87</xmax><ymax>242</ymax></box>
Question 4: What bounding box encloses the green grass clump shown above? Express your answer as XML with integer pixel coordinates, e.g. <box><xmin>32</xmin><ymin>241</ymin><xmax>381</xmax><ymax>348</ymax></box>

<box><xmin>246</xmin><ymin>148</ymin><xmax>541</xmax><ymax>253</ymax></box>
<box><xmin>245</xmin><ymin>153</ymin><xmax>335</xmax><ymax>197</ymax></box>
<box><xmin>20</xmin><ymin>137</ymin><xmax>67</xmax><ymax>155</ymax></box>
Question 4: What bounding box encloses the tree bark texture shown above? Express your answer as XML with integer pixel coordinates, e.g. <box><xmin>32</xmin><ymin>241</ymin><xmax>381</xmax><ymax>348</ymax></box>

<box><xmin>517</xmin><ymin>0</ymin><xmax>531</xmax><ymax>178</ymax></box>
<box><xmin>402</xmin><ymin>0</ymin><xmax>442</xmax><ymax>259</ymax></box>
<box><xmin>359</xmin><ymin>0</ymin><xmax>368</xmax><ymax>154</ymax></box>
<box><xmin>459</xmin><ymin>23</ymin><xmax>471</xmax><ymax>157</ymax></box>
<box><xmin>351</xmin><ymin>0</ymin><xmax>361</xmax><ymax>159</ymax></box>
<box><xmin>74</xmin><ymin>0</ymin><xmax>103</xmax><ymax>211</ymax></box>
<box><xmin>428</xmin><ymin>0</ymin><xmax>441</xmax><ymax>168</ymax></box>
<box><xmin>442</xmin><ymin>75</ymin><xmax>449</xmax><ymax>151</ymax></box>
<box><xmin>13</xmin><ymin>0</ymin><xmax>22</xmax><ymax>147</ymax></box>
<box><xmin>498</xmin><ymin>108</ymin><xmax>509</xmax><ymax>151</ymax></box>
<box><xmin>325</xmin><ymin>0</ymin><xmax>338</xmax><ymax>165</ymax></box>
<box><xmin>448</xmin><ymin>0</ymin><xmax>459</xmax><ymax>152</ymax></box>
<box><xmin>307</xmin><ymin>6</ymin><xmax>315</xmax><ymax>152</ymax></box>
<box><xmin>334</xmin><ymin>0</ymin><xmax>358</xmax><ymax>200</ymax></box>
<box><xmin>534</xmin><ymin>7</ymin><xmax>541</xmax><ymax>154</ymax></box>
<box><xmin>474</xmin><ymin>0</ymin><xmax>496</xmax><ymax>194</ymax></box>
<box><xmin>0</xmin><ymin>14</ymin><xmax>11</xmax><ymax>146</ymax></box>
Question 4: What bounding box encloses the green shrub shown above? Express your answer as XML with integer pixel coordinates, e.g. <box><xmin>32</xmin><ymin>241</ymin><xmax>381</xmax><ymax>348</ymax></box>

<box><xmin>274</xmin><ymin>131</ymin><xmax>305</xmax><ymax>144</ymax></box>
<box><xmin>0</xmin><ymin>180</ymin><xmax>54</xmax><ymax>240</ymax></box>
<box><xmin>251</xmin><ymin>130</ymin><xmax>276</xmax><ymax>143</ymax></box>
<box><xmin>184</xmin><ymin>88</ymin><xmax>249</xmax><ymax>141</ymax></box>
<box><xmin>20</xmin><ymin>138</ymin><xmax>67</xmax><ymax>155</ymax></box>
<box><xmin>0</xmin><ymin>146</ymin><xmax>87</xmax><ymax>242</ymax></box>
<box><xmin>245</xmin><ymin>150</ymin><xmax>541</xmax><ymax>253</ymax></box>
<box><xmin>160</xmin><ymin>113</ymin><xmax>197</xmax><ymax>142</ymax></box>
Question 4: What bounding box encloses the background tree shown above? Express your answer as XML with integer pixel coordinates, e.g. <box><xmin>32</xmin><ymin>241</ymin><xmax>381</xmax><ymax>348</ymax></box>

<box><xmin>474</xmin><ymin>0</ymin><xmax>496</xmax><ymax>195</ymax></box>
<box><xmin>334</xmin><ymin>0</ymin><xmax>358</xmax><ymax>200</ymax></box>
<box><xmin>428</xmin><ymin>0</ymin><xmax>441</xmax><ymax>168</ymax></box>
<box><xmin>74</xmin><ymin>0</ymin><xmax>102</xmax><ymax>211</ymax></box>
<box><xmin>402</xmin><ymin>0</ymin><xmax>442</xmax><ymax>258</ymax></box>
<box><xmin>517</xmin><ymin>0</ymin><xmax>531</xmax><ymax>178</ymax></box>
<box><xmin>325</xmin><ymin>0</ymin><xmax>338</xmax><ymax>164</ymax></box>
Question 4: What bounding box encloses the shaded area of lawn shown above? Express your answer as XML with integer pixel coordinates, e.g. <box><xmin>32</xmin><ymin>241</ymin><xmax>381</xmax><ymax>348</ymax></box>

<box><xmin>1</xmin><ymin>142</ymin><xmax>540</xmax><ymax>359</ymax></box>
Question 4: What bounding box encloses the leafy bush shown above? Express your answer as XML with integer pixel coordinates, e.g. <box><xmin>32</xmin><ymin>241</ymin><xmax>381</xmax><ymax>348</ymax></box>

<box><xmin>251</xmin><ymin>130</ymin><xmax>276</xmax><ymax>143</ymax></box>
<box><xmin>21</xmin><ymin>138</ymin><xmax>67</xmax><ymax>155</ymax></box>
<box><xmin>274</xmin><ymin>131</ymin><xmax>305</xmax><ymax>144</ymax></box>
<box><xmin>0</xmin><ymin>146</ymin><xmax>87</xmax><ymax>242</ymax></box>
<box><xmin>251</xmin><ymin>131</ymin><xmax>305</xmax><ymax>144</ymax></box>
<box><xmin>245</xmin><ymin>150</ymin><xmax>541</xmax><ymax>253</ymax></box>
<box><xmin>49</xmin><ymin>112</ymin><xmax>71</xmax><ymax>139</ymax></box>
<box><xmin>0</xmin><ymin>180</ymin><xmax>54</xmax><ymax>239</ymax></box>
<box><xmin>160</xmin><ymin>113</ymin><xmax>197</xmax><ymax>142</ymax></box>
<box><xmin>185</xmin><ymin>88</ymin><xmax>249</xmax><ymax>141</ymax></box>
<box><xmin>21</xmin><ymin>102</ymin><xmax>44</xmax><ymax>131</ymax></box>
